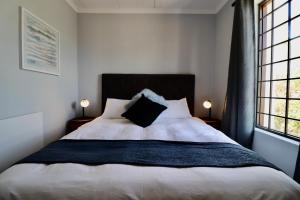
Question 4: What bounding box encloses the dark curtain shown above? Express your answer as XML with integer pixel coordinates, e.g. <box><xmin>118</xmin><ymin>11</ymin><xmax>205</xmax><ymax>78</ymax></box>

<box><xmin>221</xmin><ymin>0</ymin><xmax>255</xmax><ymax>148</ymax></box>
<box><xmin>294</xmin><ymin>148</ymin><xmax>300</xmax><ymax>183</ymax></box>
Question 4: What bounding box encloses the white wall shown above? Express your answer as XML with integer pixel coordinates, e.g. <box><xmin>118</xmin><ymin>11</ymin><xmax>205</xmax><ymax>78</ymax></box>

<box><xmin>253</xmin><ymin>129</ymin><xmax>299</xmax><ymax>177</ymax></box>
<box><xmin>78</xmin><ymin>14</ymin><xmax>216</xmax><ymax>117</ymax></box>
<box><xmin>213</xmin><ymin>0</ymin><xmax>234</xmax><ymax>119</ymax></box>
<box><xmin>0</xmin><ymin>0</ymin><xmax>78</xmax><ymax>144</ymax></box>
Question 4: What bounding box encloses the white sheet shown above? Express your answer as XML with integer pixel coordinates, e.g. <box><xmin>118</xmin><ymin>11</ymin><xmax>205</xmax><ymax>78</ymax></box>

<box><xmin>0</xmin><ymin>117</ymin><xmax>299</xmax><ymax>200</ymax></box>
<box><xmin>63</xmin><ymin>117</ymin><xmax>236</xmax><ymax>144</ymax></box>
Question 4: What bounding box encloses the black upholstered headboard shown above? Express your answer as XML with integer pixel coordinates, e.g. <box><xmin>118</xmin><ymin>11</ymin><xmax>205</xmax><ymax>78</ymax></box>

<box><xmin>102</xmin><ymin>74</ymin><xmax>195</xmax><ymax>115</ymax></box>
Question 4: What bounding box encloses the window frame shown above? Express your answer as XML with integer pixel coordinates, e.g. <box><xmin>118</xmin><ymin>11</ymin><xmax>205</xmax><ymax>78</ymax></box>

<box><xmin>256</xmin><ymin>0</ymin><xmax>300</xmax><ymax>141</ymax></box>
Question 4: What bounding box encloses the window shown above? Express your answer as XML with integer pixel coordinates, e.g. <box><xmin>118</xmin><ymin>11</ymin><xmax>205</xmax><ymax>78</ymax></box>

<box><xmin>257</xmin><ymin>0</ymin><xmax>300</xmax><ymax>140</ymax></box>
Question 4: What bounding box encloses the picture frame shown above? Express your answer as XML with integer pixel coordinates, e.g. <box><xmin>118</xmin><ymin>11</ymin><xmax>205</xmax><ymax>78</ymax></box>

<box><xmin>21</xmin><ymin>8</ymin><xmax>60</xmax><ymax>75</ymax></box>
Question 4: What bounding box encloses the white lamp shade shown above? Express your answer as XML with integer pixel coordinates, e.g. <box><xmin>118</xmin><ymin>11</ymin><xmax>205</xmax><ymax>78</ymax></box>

<box><xmin>80</xmin><ymin>99</ymin><xmax>90</xmax><ymax>108</ymax></box>
<box><xmin>203</xmin><ymin>100</ymin><xmax>212</xmax><ymax>109</ymax></box>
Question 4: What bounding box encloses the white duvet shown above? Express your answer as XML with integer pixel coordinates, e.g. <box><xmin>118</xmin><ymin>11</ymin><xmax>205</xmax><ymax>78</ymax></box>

<box><xmin>0</xmin><ymin>117</ymin><xmax>299</xmax><ymax>200</ymax></box>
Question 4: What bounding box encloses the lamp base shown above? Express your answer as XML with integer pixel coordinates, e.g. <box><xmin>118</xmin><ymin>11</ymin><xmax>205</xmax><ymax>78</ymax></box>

<box><xmin>208</xmin><ymin>108</ymin><xmax>212</xmax><ymax>119</ymax></box>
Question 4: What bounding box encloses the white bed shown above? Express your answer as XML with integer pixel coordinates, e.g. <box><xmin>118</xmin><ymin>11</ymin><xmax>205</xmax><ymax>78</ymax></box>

<box><xmin>0</xmin><ymin>117</ymin><xmax>299</xmax><ymax>200</ymax></box>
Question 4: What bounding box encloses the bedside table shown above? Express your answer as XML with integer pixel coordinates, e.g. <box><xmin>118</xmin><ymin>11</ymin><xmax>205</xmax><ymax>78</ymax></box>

<box><xmin>200</xmin><ymin>117</ymin><xmax>221</xmax><ymax>130</ymax></box>
<box><xmin>66</xmin><ymin>117</ymin><xmax>95</xmax><ymax>134</ymax></box>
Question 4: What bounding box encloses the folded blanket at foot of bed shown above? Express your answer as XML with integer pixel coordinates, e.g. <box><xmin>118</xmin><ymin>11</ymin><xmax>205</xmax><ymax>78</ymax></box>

<box><xmin>18</xmin><ymin>139</ymin><xmax>279</xmax><ymax>170</ymax></box>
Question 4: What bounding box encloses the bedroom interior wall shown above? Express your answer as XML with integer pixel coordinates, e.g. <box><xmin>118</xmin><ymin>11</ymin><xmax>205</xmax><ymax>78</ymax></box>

<box><xmin>213</xmin><ymin>0</ymin><xmax>234</xmax><ymax>119</ymax></box>
<box><xmin>0</xmin><ymin>0</ymin><xmax>78</xmax><ymax>145</ymax></box>
<box><xmin>78</xmin><ymin>14</ymin><xmax>216</xmax><ymax>117</ymax></box>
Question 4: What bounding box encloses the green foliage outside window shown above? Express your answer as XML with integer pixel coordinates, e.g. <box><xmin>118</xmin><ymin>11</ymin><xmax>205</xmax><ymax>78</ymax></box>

<box><xmin>274</xmin><ymin>67</ymin><xmax>300</xmax><ymax>137</ymax></box>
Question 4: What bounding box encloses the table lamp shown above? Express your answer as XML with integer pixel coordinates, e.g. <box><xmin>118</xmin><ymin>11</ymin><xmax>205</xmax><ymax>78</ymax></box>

<box><xmin>80</xmin><ymin>99</ymin><xmax>90</xmax><ymax>117</ymax></box>
<box><xmin>203</xmin><ymin>100</ymin><xmax>212</xmax><ymax>119</ymax></box>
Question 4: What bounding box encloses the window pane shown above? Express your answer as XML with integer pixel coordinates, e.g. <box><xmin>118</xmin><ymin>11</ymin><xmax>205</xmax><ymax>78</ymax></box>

<box><xmin>273</xmin><ymin>42</ymin><xmax>288</xmax><ymax>62</ymax></box>
<box><xmin>271</xmin><ymin>99</ymin><xmax>286</xmax><ymax>116</ymax></box>
<box><xmin>288</xmin><ymin>119</ymin><xmax>300</xmax><ymax>137</ymax></box>
<box><xmin>262</xmin><ymin>48</ymin><xmax>272</xmax><ymax>64</ymax></box>
<box><xmin>288</xmin><ymin>100</ymin><xmax>300</xmax><ymax>120</ymax></box>
<box><xmin>273</xmin><ymin>23</ymin><xmax>288</xmax><ymax>44</ymax></box>
<box><xmin>290</xmin><ymin>59</ymin><xmax>300</xmax><ymax>78</ymax></box>
<box><xmin>274</xmin><ymin>0</ymin><xmax>287</xmax><ymax>9</ymax></box>
<box><xmin>258</xmin><ymin>114</ymin><xmax>269</xmax><ymax>128</ymax></box>
<box><xmin>270</xmin><ymin>116</ymin><xmax>285</xmax><ymax>132</ymax></box>
<box><xmin>262</xmin><ymin>1</ymin><xmax>273</xmax><ymax>17</ymax></box>
<box><xmin>263</xmin><ymin>15</ymin><xmax>272</xmax><ymax>33</ymax></box>
<box><xmin>262</xmin><ymin>31</ymin><xmax>272</xmax><ymax>48</ymax></box>
<box><xmin>262</xmin><ymin>65</ymin><xmax>271</xmax><ymax>81</ymax></box>
<box><xmin>257</xmin><ymin>1</ymin><xmax>300</xmax><ymax>139</ymax></box>
<box><xmin>259</xmin><ymin>98</ymin><xmax>270</xmax><ymax>114</ymax></box>
<box><xmin>272</xmin><ymin>80</ymin><xmax>287</xmax><ymax>98</ymax></box>
<box><xmin>291</xmin><ymin>0</ymin><xmax>300</xmax><ymax>18</ymax></box>
<box><xmin>290</xmin><ymin>79</ymin><xmax>300</xmax><ymax>98</ymax></box>
<box><xmin>272</xmin><ymin>61</ymin><xmax>287</xmax><ymax>80</ymax></box>
<box><xmin>291</xmin><ymin>38</ymin><xmax>300</xmax><ymax>58</ymax></box>
<box><xmin>274</xmin><ymin>4</ymin><xmax>288</xmax><ymax>27</ymax></box>
<box><xmin>291</xmin><ymin>17</ymin><xmax>300</xmax><ymax>38</ymax></box>
<box><xmin>261</xmin><ymin>82</ymin><xmax>271</xmax><ymax>97</ymax></box>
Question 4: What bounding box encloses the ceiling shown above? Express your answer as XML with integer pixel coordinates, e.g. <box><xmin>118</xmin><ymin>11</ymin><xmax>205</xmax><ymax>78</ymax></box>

<box><xmin>66</xmin><ymin>0</ymin><xmax>229</xmax><ymax>14</ymax></box>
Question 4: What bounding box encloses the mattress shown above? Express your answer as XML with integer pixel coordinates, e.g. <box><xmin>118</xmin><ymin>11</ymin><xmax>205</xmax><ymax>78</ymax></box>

<box><xmin>0</xmin><ymin>117</ymin><xmax>299</xmax><ymax>200</ymax></box>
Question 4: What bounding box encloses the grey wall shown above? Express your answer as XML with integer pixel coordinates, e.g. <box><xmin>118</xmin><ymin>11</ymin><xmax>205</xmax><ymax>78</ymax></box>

<box><xmin>78</xmin><ymin>14</ymin><xmax>216</xmax><ymax>117</ymax></box>
<box><xmin>213</xmin><ymin>0</ymin><xmax>234</xmax><ymax>119</ymax></box>
<box><xmin>253</xmin><ymin>129</ymin><xmax>299</xmax><ymax>177</ymax></box>
<box><xmin>0</xmin><ymin>0</ymin><xmax>78</xmax><ymax>144</ymax></box>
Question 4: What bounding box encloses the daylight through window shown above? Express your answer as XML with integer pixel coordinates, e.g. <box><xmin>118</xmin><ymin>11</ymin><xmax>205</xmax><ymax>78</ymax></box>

<box><xmin>257</xmin><ymin>0</ymin><xmax>300</xmax><ymax>139</ymax></box>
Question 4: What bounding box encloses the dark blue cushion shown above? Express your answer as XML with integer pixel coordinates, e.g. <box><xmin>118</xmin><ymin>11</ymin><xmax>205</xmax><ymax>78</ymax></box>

<box><xmin>122</xmin><ymin>94</ymin><xmax>167</xmax><ymax>127</ymax></box>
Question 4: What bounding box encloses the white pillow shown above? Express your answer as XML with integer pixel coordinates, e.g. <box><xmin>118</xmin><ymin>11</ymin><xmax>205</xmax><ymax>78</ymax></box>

<box><xmin>102</xmin><ymin>98</ymin><xmax>130</xmax><ymax>118</ymax></box>
<box><xmin>157</xmin><ymin>98</ymin><xmax>192</xmax><ymax>119</ymax></box>
<box><xmin>126</xmin><ymin>88</ymin><xmax>168</xmax><ymax>109</ymax></box>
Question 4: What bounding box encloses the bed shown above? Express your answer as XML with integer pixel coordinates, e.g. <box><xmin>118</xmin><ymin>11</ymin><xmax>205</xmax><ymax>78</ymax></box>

<box><xmin>0</xmin><ymin>74</ymin><xmax>299</xmax><ymax>200</ymax></box>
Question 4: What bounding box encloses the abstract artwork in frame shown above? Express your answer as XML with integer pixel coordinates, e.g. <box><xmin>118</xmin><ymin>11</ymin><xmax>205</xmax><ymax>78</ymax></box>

<box><xmin>21</xmin><ymin>8</ymin><xmax>60</xmax><ymax>75</ymax></box>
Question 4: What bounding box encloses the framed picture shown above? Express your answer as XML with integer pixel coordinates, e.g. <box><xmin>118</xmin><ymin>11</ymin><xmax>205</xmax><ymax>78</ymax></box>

<box><xmin>21</xmin><ymin>8</ymin><xmax>60</xmax><ymax>75</ymax></box>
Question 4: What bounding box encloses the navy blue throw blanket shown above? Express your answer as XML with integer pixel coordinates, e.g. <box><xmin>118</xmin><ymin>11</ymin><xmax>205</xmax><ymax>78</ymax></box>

<box><xmin>18</xmin><ymin>140</ymin><xmax>278</xmax><ymax>170</ymax></box>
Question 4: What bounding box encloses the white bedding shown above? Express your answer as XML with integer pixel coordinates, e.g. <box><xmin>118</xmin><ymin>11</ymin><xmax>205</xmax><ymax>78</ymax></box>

<box><xmin>0</xmin><ymin>117</ymin><xmax>299</xmax><ymax>200</ymax></box>
<box><xmin>63</xmin><ymin>117</ymin><xmax>236</xmax><ymax>143</ymax></box>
